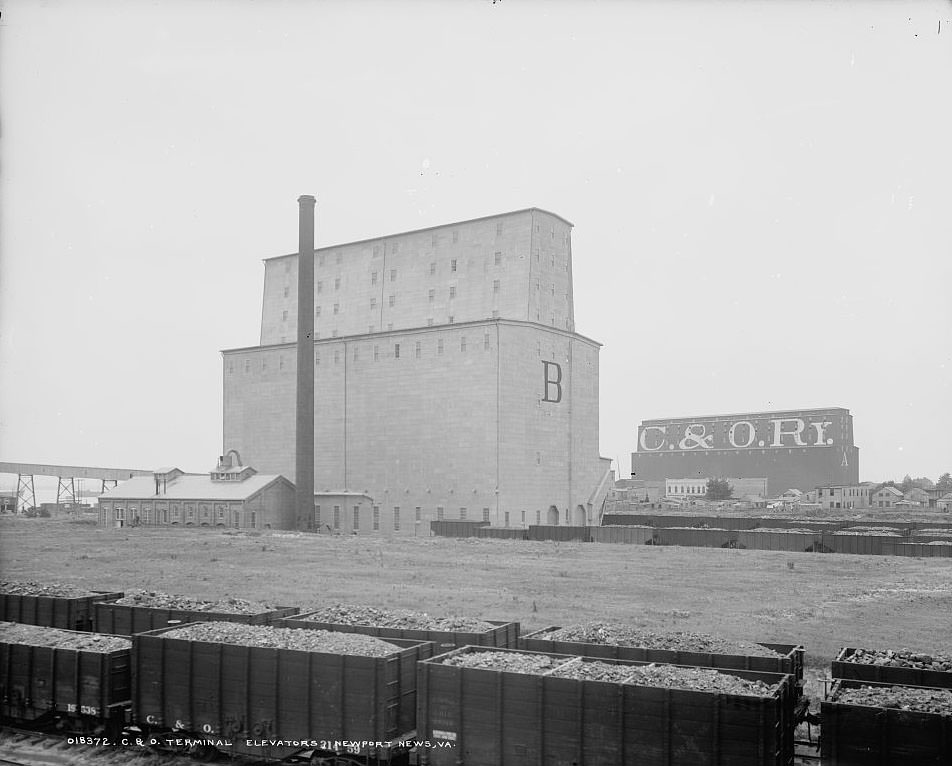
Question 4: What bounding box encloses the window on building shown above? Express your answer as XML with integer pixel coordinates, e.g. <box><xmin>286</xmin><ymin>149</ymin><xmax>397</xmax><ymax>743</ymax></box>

<box><xmin>316</xmin><ymin>306</ymin><xmax>322</xmax><ymax>317</ymax></box>
<box><xmin>319</xmin><ymin>255</ymin><xmax>325</xmax><ymax>267</ymax></box>
<box><xmin>536</xmin><ymin>510</ymin><xmax>541</xmax><ymax>525</ymax></box>
<box><xmin>315</xmin><ymin>352</ymin><xmax>320</xmax><ymax>365</ymax></box>
<box><xmin>459</xmin><ymin>507</ymin><xmax>467</xmax><ymax>520</ymax></box>
<box><xmin>496</xmin><ymin>221</ymin><xmax>503</xmax><ymax>236</ymax></box>
<box><xmin>415</xmin><ymin>341</ymin><xmax>421</xmax><ymax>358</ymax></box>
<box><xmin>372</xmin><ymin>271</ymin><xmax>378</xmax><ymax>285</ymax></box>
<box><xmin>334</xmin><ymin>303</ymin><xmax>340</xmax><ymax>314</ymax></box>
<box><xmin>521</xmin><ymin>510</ymin><xmax>526</xmax><ymax>525</ymax></box>
<box><xmin>335</xmin><ymin>277</ymin><xmax>341</xmax><ymax>291</ymax></box>
<box><xmin>336</xmin><ymin>252</ymin><xmax>342</xmax><ymax>264</ymax></box>
<box><xmin>370</xmin><ymin>298</ymin><xmax>377</xmax><ymax>310</ymax></box>
<box><xmin>449</xmin><ymin>286</ymin><xmax>456</xmax><ymax>299</ymax></box>
<box><xmin>353</xmin><ymin>506</ymin><xmax>360</xmax><ymax>530</ymax></box>
<box><xmin>494</xmin><ymin>279</ymin><xmax>500</xmax><ymax>293</ymax></box>
<box><xmin>394</xmin><ymin>343</ymin><xmax>400</xmax><ymax>358</ymax></box>
<box><xmin>437</xmin><ymin>506</ymin><xmax>445</xmax><ymax>520</ymax></box>
<box><xmin>430</xmin><ymin>262</ymin><xmax>436</xmax><ymax>275</ymax></box>
<box><xmin>392</xmin><ymin>241</ymin><xmax>399</xmax><ymax>254</ymax></box>
<box><xmin>282</xmin><ymin>310</ymin><xmax>288</xmax><ymax>321</ymax></box>
<box><xmin>492</xmin><ymin>310</ymin><xmax>499</xmax><ymax>319</ymax></box>
<box><xmin>389</xmin><ymin>295</ymin><xmax>396</xmax><ymax>307</ymax></box>
<box><xmin>431</xmin><ymin>233</ymin><xmax>438</xmax><ymax>246</ymax></box>
<box><xmin>283</xmin><ymin>286</ymin><xmax>289</xmax><ymax>298</ymax></box>
<box><xmin>333</xmin><ymin>505</ymin><xmax>341</xmax><ymax>529</ymax></box>
<box><xmin>428</xmin><ymin>289</ymin><xmax>435</xmax><ymax>302</ymax></box>
<box><xmin>504</xmin><ymin>511</ymin><xmax>510</xmax><ymax>526</ymax></box>
<box><xmin>334</xmin><ymin>349</ymin><xmax>339</xmax><ymax>363</ymax></box>
<box><xmin>427</xmin><ymin>318</ymin><xmax>434</xmax><ymax>326</ymax></box>
<box><xmin>484</xmin><ymin>332</ymin><xmax>490</xmax><ymax>350</ymax></box>
<box><xmin>393</xmin><ymin>506</ymin><xmax>401</xmax><ymax>531</ymax></box>
<box><xmin>353</xmin><ymin>346</ymin><xmax>358</xmax><ymax>361</ymax></box>
<box><xmin>373</xmin><ymin>345</ymin><xmax>379</xmax><ymax>361</ymax></box>
<box><xmin>415</xmin><ymin>506</ymin><xmax>422</xmax><ymax>523</ymax></box>
<box><xmin>369</xmin><ymin>325</ymin><xmax>375</xmax><ymax>333</ymax></box>
<box><xmin>460</xmin><ymin>336</ymin><xmax>467</xmax><ymax>352</ymax></box>
<box><xmin>482</xmin><ymin>507</ymin><xmax>490</xmax><ymax>522</ymax></box>
<box><xmin>437</xmin><ymin>339</ymin><xmax>444</xmax><ymax>355</ymax></box>
<box><xmin>390</xmin><ymin>268</ymin><xmax>397</xmax><ymax>282</ymax></box>
<box><xmin>451</xmin><ymin>259</ymin><xmax>457</xmax><ymax>272</ymax></box>
<box><xmin>452</xmin><ymin>230</ymin><xmax>459</xmax><ymax>244</ymax></box>
<box><xmin>317</xmin><ymin>280</ymin><xmax>323</xmax><ymax>293</ymax></box>
<box><xmin>373</xmin><ymin>505</ymin><xmax>380</xmax><ymax>530</ymax></box>
<box><xmin>494</xmin><ymin>251</ymin><xmax>501</xmax><ymax>265</ymax></box>
<box><xmin>448</xmin><ymin>315</ymin><xmax>454</xmax><ymax>324</ymax></box>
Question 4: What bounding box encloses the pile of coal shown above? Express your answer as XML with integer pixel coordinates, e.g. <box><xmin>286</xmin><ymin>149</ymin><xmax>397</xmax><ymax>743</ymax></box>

<box><xmin>160</xmin><ymin>622</ymin><xmax>400</xmax><ymax>656</ymax></box>
<box><xmin>113</xmin><ymin>590</ymin><xmax>274</xmax><ymax>614</ymax></box>
<box><xmin>835</xmin><ymin>684</ymin><xmax>952</xmax><ymax>714</ymax></box>
<box><xmin>544</xmin><ymin>623</ymin><xmax>783</xmax><ymax>657</ymax></box>
<box><xmin>441</xmin><ymin>651</ymin><xmax>567</xmax><ymax>673</ymax></box>
<box><xmin>752</xmin><ymin>528</ymin><xmax>816</xmax><ymax>534</ymax></box>
<box><xmin>0</xmin><ymin>581</ymin><xmax>98</xmax><ymax>598</ymax></box>
<box><xmin>846</xmin><ymin>649</ymin><xmax>952</xmax><ymax>671</ymax></box>
<box><xmin>0</xmin><ymin>621</ymin><xmax>131</xmax><ymax>652</ymax></box>
<box><xmin>551</xmin><ymin>660</ymin><xmax>777</xmax><ymax>696</ymax></box>
<box><xmin>301</xmin><ymin>603</ymin><xmax>493</xmax><ymax>631</ymax></box>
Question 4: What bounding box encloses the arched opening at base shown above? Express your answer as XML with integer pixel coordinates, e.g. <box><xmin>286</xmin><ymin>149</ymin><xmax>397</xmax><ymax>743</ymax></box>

<box><xmin>546</xmin><ymin>505</ymin><xmax>559</xmax><ymax>525</ymax></box>
<box><xmin>573</xmin><ymin>505</ymin><xmax>587</xmax><ymax>526</ymax></box>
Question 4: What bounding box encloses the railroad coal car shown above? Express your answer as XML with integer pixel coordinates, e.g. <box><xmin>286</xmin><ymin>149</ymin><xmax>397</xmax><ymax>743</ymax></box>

<box><xmin>821</xmin><ymin>679</ymin><xmax>952</xmax><ymax>765</ymax></box>
<box><xmin>0</xmin><ymin>622</ymin><xmax>130</xmax><ymax>735</ymax></box>
<box><xmin>832</xmin><ymin>647</ymin><xmax>952</xmax><ymax>689</ymax></box>
<box><xmin>416</xmin><ymin>646</ymin><xmax>797</xmax><ymax>766</ymax></box>
<box><xmin>132</xmin><ymin>622</ymin><xmax>432</xmax><ymax>762</ymax></box>
<box><xmin>0</xmin><ymin>586</ymin><xmax>123</xmax><ymax>631</ymax></box>
<box><xmin>95</xmin><ymin>596</ymin><xmax>298</xmax><ymax>636</ymax></box>
<box><xmin>280</xmin><ymin>612</ymin><xmax>520</xmax><ymax>654</ymax></box>
<box><xmin>519</xmin><ymin>626</ymin><xmax>804</xmax><ymax>683</ymax></box>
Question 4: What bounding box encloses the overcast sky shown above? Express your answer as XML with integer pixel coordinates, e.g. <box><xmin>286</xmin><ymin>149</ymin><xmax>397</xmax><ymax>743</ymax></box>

<box><xmin>1</xmin><ymin>0</ymin><xmax>950</xmax><ymax>497</ymax></box>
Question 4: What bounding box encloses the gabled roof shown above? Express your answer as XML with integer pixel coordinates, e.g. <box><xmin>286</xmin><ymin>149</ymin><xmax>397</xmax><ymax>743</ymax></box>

<box><xmin>100</xmin><ymin>473</ymin><xmax>290</xmax><ymax>502</ymax></box>
<box><xmin>875</xmin><ymin>486</ymin><xmax>904</xmax><ymax>497</ymax></box>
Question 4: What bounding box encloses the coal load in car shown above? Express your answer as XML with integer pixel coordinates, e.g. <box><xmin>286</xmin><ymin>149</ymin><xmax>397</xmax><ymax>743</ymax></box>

<box><xmin>0</xmin><ymin>621</ymin><xmax>131</xmax><ymax>731</ymax></box>
<box><xmin>832</xmin><ymin>647</ymin><xmax>952</xmax><ymax>689</ymax></box>
<box><xmin>0</xmin><ymin>581</ymin><xmax>123</xmax><ymax>632</ymax></box>
<box><xmin>280</xmin><ymin>603</ymin><xmax>519</xmax><ymax>652</ymax></box>
<box><xmin>821</xmin><ymin>679</ymin><xmax>952</xmax><ymax>765</ymax></box>
<box><xmin>519</xmin><ymin>624</ymin><xmax>803</xmax><ymax>682</ymax></box>
<box><xmin>132</xmin><ymin>621</ymin><xmax>431</xmax><ymax>760</ymax></box>
<box><xmin>417</xmin><ymin>646</ymin><xmax>796</xmax><ymax>766</ymax></box>
<box><xmin>95</xmin><ymin>590</ymin><xmax>298</xmax><ymax>635</ymax></box>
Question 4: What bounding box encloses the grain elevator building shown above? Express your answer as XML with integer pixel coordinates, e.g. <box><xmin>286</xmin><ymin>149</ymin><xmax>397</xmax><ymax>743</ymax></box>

<box><xmin>222</xmin><ymin>208</ymin><xmax>611</xmax><ymax>534</ymax></box>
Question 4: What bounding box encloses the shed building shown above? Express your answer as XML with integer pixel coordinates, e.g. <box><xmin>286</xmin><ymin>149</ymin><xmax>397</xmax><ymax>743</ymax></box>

<box><xmin>97</xmin><ymin>454</ymin><xmax>295</xmax><ymax>529</ymax></box>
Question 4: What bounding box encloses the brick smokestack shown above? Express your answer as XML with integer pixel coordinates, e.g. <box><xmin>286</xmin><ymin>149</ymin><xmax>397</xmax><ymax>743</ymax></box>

<box><xmin>295</xmin><ymin>195</ymin><xmax>316</xmax><ymax>529</ymax></box>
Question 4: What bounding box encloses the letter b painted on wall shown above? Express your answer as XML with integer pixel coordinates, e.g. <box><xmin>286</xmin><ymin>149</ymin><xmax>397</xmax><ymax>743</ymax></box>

<box><xmin>542</xmin><ymin>361</ymin><xmax>562</xmax><ymax>403</ymax></box>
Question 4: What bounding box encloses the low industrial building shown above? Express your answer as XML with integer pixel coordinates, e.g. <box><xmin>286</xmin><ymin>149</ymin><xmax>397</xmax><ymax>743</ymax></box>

<box><xmin>871</xmin><ymin>485</ymin><xmax>903</xmax><ymax>509</ymax></box>
<box><xmin>664</xmin><ymin>477</ymin><xmax>768</xmax><ymax>500</ymax></box>
<box><xmin>97</xmin><ymin>454</ymin><xmax>295</xmax><ymax>529</ymax></box>
<box><xmin>815</xmin><ymin>484</ymin><xmax>874</xmax><ymax>511</ymax></box>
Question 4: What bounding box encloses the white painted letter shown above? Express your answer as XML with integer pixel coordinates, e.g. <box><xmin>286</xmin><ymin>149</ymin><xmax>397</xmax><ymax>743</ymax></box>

<box><xmin>639</xmin><ymin>426</ymin><xmax>667</xmax><ymax>451</ymax></box>
<box><xmin>770</xmin><ymin>418</ymin><xmax>806</xmax><ymax>447</ymax></box>
<box><xmin>810</xmin><ymin>420</ymin><xmax>833</xmax><ymax>446</ymax></box>
<box><xmin>728</xmin><ymin>421</ymin><xmax>756</xmax><ymax>449</ymax></box>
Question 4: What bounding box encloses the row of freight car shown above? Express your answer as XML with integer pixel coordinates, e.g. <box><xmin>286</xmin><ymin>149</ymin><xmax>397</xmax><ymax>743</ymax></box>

<box><xmin>2</xmin><ymin>584</ymin><xmax>952</xmax><ymax>765</ymax></box>
<box><xmin>432</xmin><ymin>520</ymin><xmax>952</xmax><ymax>557</ymax></box>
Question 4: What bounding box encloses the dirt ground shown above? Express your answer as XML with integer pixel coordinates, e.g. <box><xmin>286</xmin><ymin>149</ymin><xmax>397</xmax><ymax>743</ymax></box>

<box><xmin>3</xmin><ymin>516</ymin><xmax>951</xmax><ymax>703</ymax></box>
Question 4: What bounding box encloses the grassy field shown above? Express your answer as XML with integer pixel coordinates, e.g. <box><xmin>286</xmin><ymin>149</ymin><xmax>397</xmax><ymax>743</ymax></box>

<box><xmin>3</xmin><ymin>516</ymin><xmax>951</xmax><ymax>702</ymax></box>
